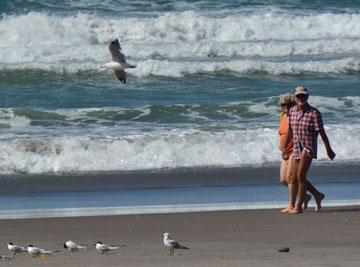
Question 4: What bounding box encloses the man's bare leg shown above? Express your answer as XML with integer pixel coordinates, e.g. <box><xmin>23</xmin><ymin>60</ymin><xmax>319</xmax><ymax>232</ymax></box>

<box><xmin>303</xmin><ymin>193</ymin><xmax>312</xmax><ymax>209</ymax></box>
<box><xmin>289</xmin><ymin>151</ymin><xmax>312</xmax><ymax>214</ymax></box>
<box><xmin>306</xmin><ymin>181</ymin><xmax>325</xmax><ymax>212</ymax></box>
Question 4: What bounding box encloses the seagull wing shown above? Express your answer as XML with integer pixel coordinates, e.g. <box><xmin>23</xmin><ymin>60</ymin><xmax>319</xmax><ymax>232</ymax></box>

<box><xmin>108</xmin><ymin>246</ymin><xmax>120</xmax><ymax>250</ymax></box>
<box><xmin>30</xmin><ymin>247</ymin><xmax>41</xmax><ymax>255</ymax></box>
<box><xmin>114</xmin><ymin>69</ymin><xmax>126</xmax><ymax>83</ymax></box>
<box><xmin>18</xmin><ymin>246</ymin><xmax>28</xmax><ymax>252</ymax></box>
<box><xmin>170</xmin><ymin>240</ymin><xmax>189</xmax><ymax>249</ymax></box>
<box><xmin>40</xmin><ymin>249</ymin><xmax>53</xmax><ymax>254</ymax></box>
<box><xmin>109</xmin><ymin>39</ymin><xmax>126</xmax><ymax>63</ymax></box>
<box><xmin>8</xmin><ymin>245</ymin><xmax>27</xmax><ymax>252</ymax></box>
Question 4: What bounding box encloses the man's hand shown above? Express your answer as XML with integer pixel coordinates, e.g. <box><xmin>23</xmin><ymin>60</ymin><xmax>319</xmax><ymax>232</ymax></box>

<box><xmin>327</xmin><ymin>148</ymin><xmax>336</xmax><ymax>160</ymax></box>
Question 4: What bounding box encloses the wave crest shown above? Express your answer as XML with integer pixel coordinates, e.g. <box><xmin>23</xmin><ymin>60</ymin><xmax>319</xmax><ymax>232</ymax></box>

<box><xmin>2</xmin><ymin>12</ymin><xmax>360</xmax><ymax>75</ymax></box>
<box><xmin>0</xmin><ymin>124</ymin><xmax>358</xmax><ymax>174</ymax></box>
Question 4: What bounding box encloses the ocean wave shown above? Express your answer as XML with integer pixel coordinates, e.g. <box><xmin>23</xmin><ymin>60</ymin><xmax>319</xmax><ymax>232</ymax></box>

<box><xmin>0</xmin><ymin>124</ymin><xmax>359</xmax><ymax>174</ymax></box>
<box><xmin>2</xmin><ymin>12</ymin><xmax>360</xmax><ymax>75</ymax></box>
<box><xmin>2</xmin><ymin>56</ymin><xmax>360</xmax><ymax>76</ymax></box>
<box><xmin>2</xmin><ymin>0</ymin><xmax>360</xmax><ymax>16</ymax></box>
<box><xmin>1</xmin><ymin>96</ymin><xmax>358</xmax><ymax>129</ymax></box>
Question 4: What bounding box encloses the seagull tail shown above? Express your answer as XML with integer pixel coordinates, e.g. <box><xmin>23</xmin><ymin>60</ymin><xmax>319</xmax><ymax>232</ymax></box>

<box><xmin>180</xmin><ymin>245</ymin><xmax>189</xmax><ymax>250</ymax></box>
<box><xmin>127</xmin><ymin>64</ymin><xmax>137</xmax><ymax>68</ymax></box>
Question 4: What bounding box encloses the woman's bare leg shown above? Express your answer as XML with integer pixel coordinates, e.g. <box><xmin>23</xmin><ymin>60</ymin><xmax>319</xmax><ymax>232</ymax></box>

<box><xmin>282</xmin><ymin>155</ymin><xmax>297</xmax><ymax>213</ymax></box>
<box><xmin>280</xmin><ymin>158</ymin><xmax>289</xmax><ymax>186</ymax></box>
<box><xmin>280</xmin><ymin>157</ymin><xmax>292</xmax><ymax>213</ymax></box>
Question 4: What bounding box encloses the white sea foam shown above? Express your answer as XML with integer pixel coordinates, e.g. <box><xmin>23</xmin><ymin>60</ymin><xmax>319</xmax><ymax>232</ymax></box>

<box><xmin>0</xmin><ymin>109</ymin><xmax>31</xmax><ymax>129</ymax></box>
<box><xmin>0</xmin><ymin>123</ymin><xmax>358</xmax><ymax>174</ymax></box>
<box><xmin>2</xmin><ymin>199</ymin><xmax>360</xmax><ymax>219</ymax></box>
<box><xmin>2</xmin><ymin>12</ymin><xmax>360</xmax><ymax>75</ymax></box>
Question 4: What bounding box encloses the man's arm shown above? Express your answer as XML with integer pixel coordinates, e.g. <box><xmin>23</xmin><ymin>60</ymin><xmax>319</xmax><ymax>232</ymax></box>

<box><xmin>315</xmin><ymin>110</ymin><xmax>336</xmax><ymax>160</ymax></box>
<box><xmin>319</xmin><ymin>129</ymin><xmax>336</xmax><ymax>160</ymax></box>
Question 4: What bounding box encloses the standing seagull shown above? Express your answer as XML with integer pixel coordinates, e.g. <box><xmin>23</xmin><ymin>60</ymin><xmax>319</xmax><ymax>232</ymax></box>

<box><xmin>95</xmin><ymin>241</ymin><xmax>122</xmax><ymax>254</ymax></box>
<box><xmin>102</xmin><ymin>39</ymin><xmax>136</xmax><ymax>83</ymax></box>
<box><xmin>63</xmin><ymin>240</ymin><xmax>87</xmax><ymax>253</ymax></box>
<box><xmin>27</xmin><ymin>245</ymin><xmax>53</xmax><ymax>257</ymax></box>
<box><xmin>162</xmin><ymin>232</ymin><xmax>189</xmax><ymax>256</ymax></box>
<box><xmin>7</xmin><ymin>242</ymin><xmax>27</xmax><ymax>255</ymax></box>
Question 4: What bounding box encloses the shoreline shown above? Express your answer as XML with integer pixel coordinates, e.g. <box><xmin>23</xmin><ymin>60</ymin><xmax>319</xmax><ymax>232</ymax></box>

<box><xmin>0</xmin><ymin>207</ymin><xmax>359</xmax><ymax>266</ymax></box>
<box><xmin>1</xmin><ymin>199</ymin><xmax>360</xmax><ymax>220</ymax></box>
<box><xmin>0</xmin><ymin>163</ymin><xmax>359</xmax><ymax>220</ymax></box>
<box><xmin>1</xmin><ymin>163</ymin><xmax>359</xmax><ymax>194</ymax></box>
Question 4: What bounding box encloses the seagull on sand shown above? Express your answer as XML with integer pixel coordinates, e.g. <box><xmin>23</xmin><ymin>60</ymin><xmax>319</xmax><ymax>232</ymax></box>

<box><xmin>63</xmin><ymin>240</ymin><xmax>87</xmax><ymax>253</ymax></box>
<box><xmin>95</xmin><ymin>241</ymin><xmax>122</xmax><ymax>254</ymax></box>
<box><xmin>162</xmin><ymin>232</ymin><xmax>189</xmax><ymax>256</ymax></box>
<box><xmin>102</xmin><ymin>38</ymin><xmax>136</xmax><ymax>83</ymax></box>
<box><xmin>7</xmin><ymin>242</ymin><xmax>27</xmax><ymax>255</ymax></box>
<box><xmin>27</xmin><ymin>245</ymin><xmax>53</xmax><ymax>257</ymax></box>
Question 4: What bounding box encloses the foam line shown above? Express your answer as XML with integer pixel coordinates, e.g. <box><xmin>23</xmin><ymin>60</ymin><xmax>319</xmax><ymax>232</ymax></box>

<box><xmin>1</xmin><ymin>200</ymin><xmax>360</xmax><ymax>219</ymax></box>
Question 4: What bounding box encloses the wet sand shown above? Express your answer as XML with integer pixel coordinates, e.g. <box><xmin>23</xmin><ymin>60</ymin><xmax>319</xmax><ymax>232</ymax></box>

<box><xmin>0</xmin><ymin>207</ymin><xmax>360</xmax><ymax>266</ymax></box>
<box><xmin>1</xmin><ymin>163</ymin><xmax>359</xmax><ymax>194</ymax></box>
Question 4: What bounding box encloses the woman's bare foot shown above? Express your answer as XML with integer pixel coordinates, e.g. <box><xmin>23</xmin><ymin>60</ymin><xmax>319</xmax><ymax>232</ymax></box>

<box><xmin>288</xmin><ymin>208</ymin><xmax>303</xmax><ymax>214</ymax></box>
<box><xmin>280</xmin><ymin>207</ymin><xmax>293</xmax><ymax>213</ymax></box>
<box><xmin>315</xmin><ymin>193</ymin><xmax>325</xmax><ymax>212</ymax></box>
<box><xmin>303</xmin><ymin>194</ymin><xmax>312</xmax><ymax>209</ymax></box>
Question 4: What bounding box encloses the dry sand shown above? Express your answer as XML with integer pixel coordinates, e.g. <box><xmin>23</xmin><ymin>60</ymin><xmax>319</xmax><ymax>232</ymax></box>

<box><xmin>0</xmin><ymin>207</ymin><xmax>359</xmax><ymax>266</ymax></box>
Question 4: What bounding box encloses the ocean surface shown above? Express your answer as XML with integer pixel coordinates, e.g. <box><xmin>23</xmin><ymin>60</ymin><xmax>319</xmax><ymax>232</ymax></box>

<box><xmin>0</xmin><ymin>0</ymin><xmax>359</xmax><ymax>218</ymax></box>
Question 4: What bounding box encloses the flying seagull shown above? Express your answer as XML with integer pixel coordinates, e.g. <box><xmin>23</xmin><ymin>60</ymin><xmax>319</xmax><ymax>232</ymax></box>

<box><xmin>95</xmin><ymin>241</ymin><xmax>122</xmax><ymax>254</ymax></box>
<box><xmin>63</xmin><ymin>240</ymin><xmax>87</xmax><ymax>253</ymax></box>
<box><xmin>27</xmin><ymin>245</ymin><xmax>53</xmax><ymax>257</ymax></box>
<box><xmin>102</xmin><ymin>39</ymin><xmax>136</xmax><ymax>83</ymax></box>
<box><xmin>7</xmin><ymin>242</ymin><xmax>27</xmax><ymax>255</ymax></box>
<box><xmin>162</xmin><ymin>232</ymin><xmax>189</xmax><ymax>256</ymax></box>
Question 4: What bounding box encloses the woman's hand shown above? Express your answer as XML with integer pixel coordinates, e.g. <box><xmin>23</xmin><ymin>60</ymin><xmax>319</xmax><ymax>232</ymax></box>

<box><xmin>281</xmin><ymin>151</ymin><xmax>289</xmax><ymax>160</ymax></box>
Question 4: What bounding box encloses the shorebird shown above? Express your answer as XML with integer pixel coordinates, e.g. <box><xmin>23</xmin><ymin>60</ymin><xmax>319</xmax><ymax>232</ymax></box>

<box><xmin>27</xmin><ymin>245</ymin><xmax>53</xmax><ymax>257</ymax></box>
<box><xmin>95</xmin><ymin>241</ymin><xmax>122</xmax><ymax>254</ymax></box>
<box><xmin>6</xmin><ymin>242</ymin><xmax>27</xmax><ymax>255</ymax></box>
<box><xmin>102</xmin><ymin>39</ymin><xmax>136</xmax><ymax>83</ymax></box>
<box><xmin>63</xmin><ymin>240</ymin><xmax>87</xmax><ymax>253</ymax></box>
<box><xmin>162</xmin><ymin>232</ymin><xmax>189</xmax><ymax>256</ymax></box>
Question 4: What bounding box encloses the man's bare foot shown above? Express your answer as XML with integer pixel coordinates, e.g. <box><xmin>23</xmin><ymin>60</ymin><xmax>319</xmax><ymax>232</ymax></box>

<box><xmin>288</xmin><ymin>208</ymin><xmax>303</xmax><ymax>214</ymax></box>
<box><xmin>315</xmin><ymin>193</ymin><xmax>325</xmax><ymax>212</ymax></box>
<box><xmin>303</xmin><ymin>194</ymin><xmax>312</xmax><ymax>209</ymax></box>
<box><xmin>280</xmin><ymin>207</ymin><xmax>293</xmax><ymax>213</ymax></box>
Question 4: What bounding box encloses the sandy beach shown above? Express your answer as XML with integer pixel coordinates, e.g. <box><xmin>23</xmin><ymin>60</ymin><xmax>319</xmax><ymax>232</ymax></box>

<box><xmin>1</xmin><ymin>1</ymin><xmax>360</xmax><ymax>266</ymax></box>
<box><xmin>0</xmin><ymin>207</ymin><xmax>359</xmax><ymax>266</ymax></box>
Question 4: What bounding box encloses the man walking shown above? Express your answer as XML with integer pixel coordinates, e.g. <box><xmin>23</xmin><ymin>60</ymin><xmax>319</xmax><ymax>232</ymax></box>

<box><xmin>287</xmin><ymin>86</ymin><xmax>336</xmax><ymax>214</ymax></box>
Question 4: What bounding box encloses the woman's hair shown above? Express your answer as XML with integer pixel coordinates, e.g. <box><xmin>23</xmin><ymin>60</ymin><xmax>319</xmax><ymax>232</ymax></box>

<box><xmin>278</xmin><ymin>93</ymin><xmax>295</xmax><ymax>107</ymax></box>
